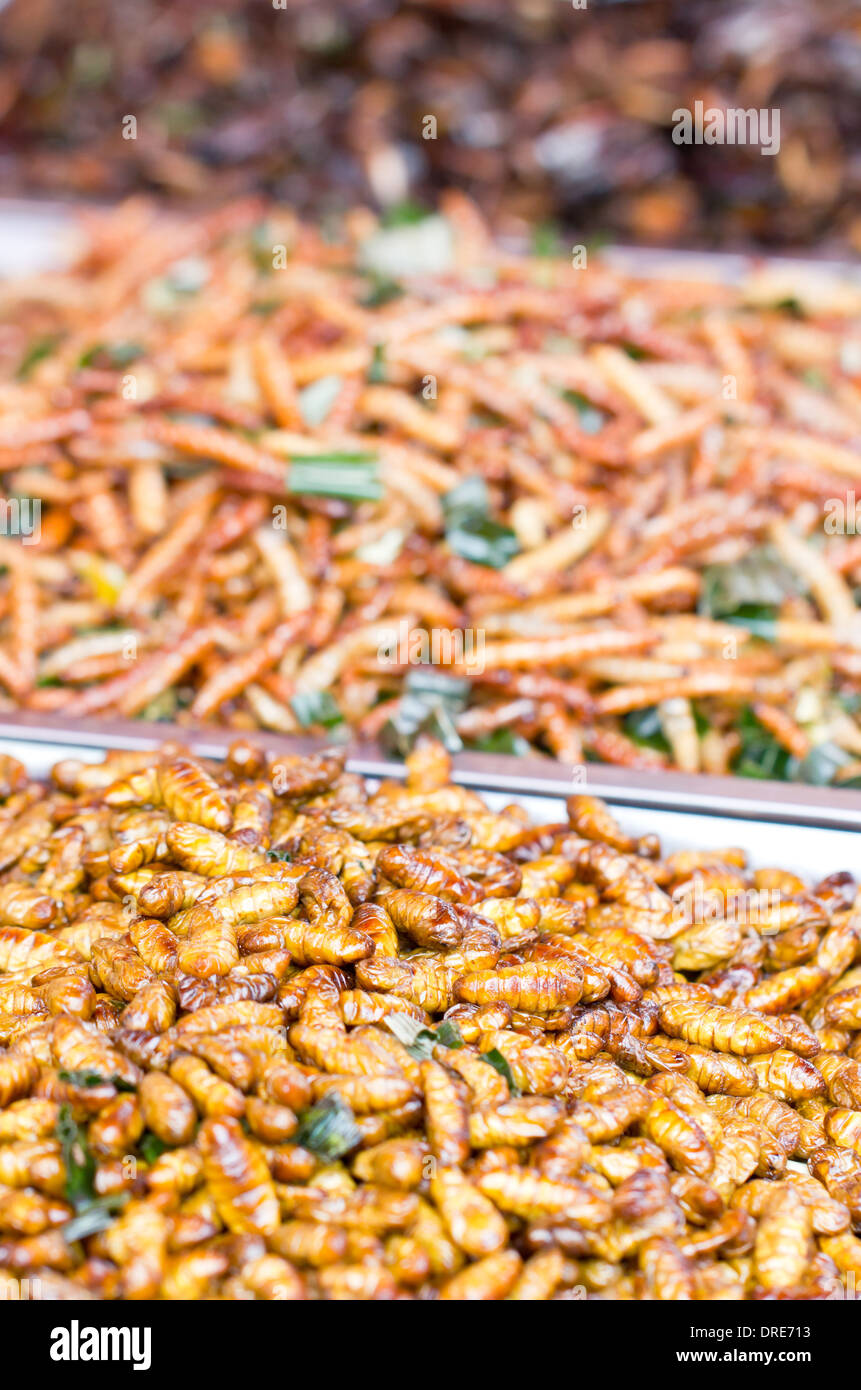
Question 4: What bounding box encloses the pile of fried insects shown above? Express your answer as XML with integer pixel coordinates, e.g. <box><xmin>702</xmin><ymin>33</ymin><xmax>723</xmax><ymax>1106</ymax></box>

<box><xmin>6</xmin><ymin>199</ymin><xmax>861</xmax><ymax>784</ymax></box>
<box><xmin>0</xmin><ymin>737</ymin><xmax>860</xmax><ymax>1301</ymax></box>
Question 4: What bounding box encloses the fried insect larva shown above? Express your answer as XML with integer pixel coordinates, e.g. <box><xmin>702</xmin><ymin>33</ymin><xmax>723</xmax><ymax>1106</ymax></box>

<box><xmin>749</xmin><ymin>1049</ymin><xmax>826</xmax><ymax>1102</ymax></box>
<box><xmin>176</xmin><ymin>1034</ymin><xmax>256</xmax><ymax>1092</ymax></box>
<box><xmin>824</xmin><ymin>1108</ymin><xmax>861</xmax><ymax>1155</ymax></box>
<box><xmin>643</xmin><ymin>1094</ymin><xmax>714</xmax><ymax>1177</ymax></box>
<box><xmin>106</xmin><ymin>758</ymin><xmax>232</xmax><ymax>833</ymax></box>
<box><xmin>817</xmin><ymin>1051</ymin><xmax>861</xmax><ymax>1108</ymax></box>
<box><xmin>809</xmin><ymin>1145</ymin><xmax>861</xmax><ymax>1224</ymax></box>
<box><xmin>430</xmin><ymin>1166</ymin><xmax>509</xmax><ymax>1257</ymax></box>
<box><xmin>639</xmin><ymin>1235</ymin><xmax>696</xmax><ymax>1300</ymax></box>
<box><xmin>468</xmin><ymin>1097</ymin><xmax>563</xmax><ymax>1149</ymax></box>
<box><xmin>275</xmin><ymin>915</ymin><xmax>373</xmax><ymax>967</ymax></box>
<box><xmin>166</xmin><ymin>823</ymin><xmax>266</xmax><ymax>877</ymax></box>
<box><xmin>715</xmin><ymin>1091</ymin><xmax>803</xmax><ymax>1157</ymax></box>
<box><xmin>507</xmin><ymin>1248</ymin><xmax>568</xmax><ymax>1301</ymax></box>
<box><xmin>0</xmin><ymin>884</ymin><xmax>56</xmax><ymax>930</ymax></box>
<box><xmin>161</xmin><ymin>1249</ymin><xmax>229</xmax><ymax>1300</ymax></box>
<box><xmin>434</xmin><ymin>1044</ymin><xmax>510</xmax><ymax>1108</ymax></box>
<box><xmin>671</xmin><ymin>920</ymin><xmax>743</xmax><ymax>973</ymax></box>
<box><xmin>818</xmin><ymin>1229</ymin><xmax>861</xmax><ymax>1277</ymax></box>
<box><xmin>351</xmin><ymin>1138</ymin><xmax>429</xmax><ymax>1191</ymax></box>
<box><xmin>95</xmin><ymin>1198</ymin><xmax>170</xmax><ymax>1301</ymax></box>
<box><xmin>438</xmin><ymin>1249</ymin><xmax>523</xmax><ymax>1301</ymax></box>
<box><xmin>168</xmin><ymin>1055</ymin><xmax>246</xmax><ymax>1118</ymax></box>
<box><xmin>88</xmin><ymin>1096</ymin><xmax>144</xmax><ymax>1158</ymax></box>
<box><xmin>50</xmin><ymin>1016</ymin><xmax>142</xmax><ymax>1089</ymax></box>
<box><xmin>175</xmin><ymin>906</ymin><xmax>240</xmax><ymax>979</ymax></box>
<box><xmin>477</xmin><ymin>1169</ymin><xmax>611</xmax><ymax>1228</ymax></box>
<box><xmin>568</xmin><ymin>1086</ymin><xmax>651</xmax><ymax>1143</ymax></box>
<box><xmin>420</xmin><ymin>1059</ymin><xmax>470</xmax><ymax>1167</ymax></box>
<box><xmin>199</xmin><ymin>879</ymin><xmax>301</xmax><ymax>928</ymax></box>
<box><xmin>0</xmin><ymin>1055</ymin><xmax>39</xmax><ymax>1108</ymax></box>
<box><xmin>128</xmin><ymin>917</ymin><xmax>179</xmax><ymax>973</ymax></box>
<box><xmin>268</xmin><ymin>1220</ymin><xmax>347</xmax><ymax>1267</ymax></box>
<box><xmin>137</xmin><ymin>872</ymin><xmax>208</xmax><ymax>919</ymax></box>
<box><xmin>658</xmin><ymin>1000</ymin><xmax>783</xmax><ymax>1055</ymax></box>
<box><xmin>752</xmin><ymin>1185</ymin><xmax>813</xmax><ymax>1292</ymax></box>
<box><xmin>0</xmin><ymin>1098</ymin><xmax>58</xmax><ymax>1142</ymax></box>
<box><xmin>90</xmin><ymin>937</ymin><xmax>154</xmax><ymax>1001</ymax></box>
<box><xmin>120</xmin><ymin>980</ymin><xmax>177</xmax><ymax>1034</ymax></box>
<box><xmin>312</xmin><ymin>1073</ymin><xmax>417</xmax><ymax>1114</ymax></box>
<box><xmin>374</xmin><ymin>888</ymin><xmax>465</xmax><ymax>950</ymax></box>
<box><xmin>138</xmin><ymin>1071</ymin><xmax>198</xmax><ymax>1146</ymax></box>
<box><xmin>197</xmin><ymin>1116</ymin><xmax>279</xmax><ymax>1235</ymax></box>
<box><xmin>744</xmin><ymin>964</ymin><xmax>829</xmax><ymax>1015</ymax></box>
<box><xmin>455</xmin><ymin>962</ymin><xmax>583</xmax><ymax>1013</ymax></box>
<box><xmin>648</xmin><ymin>1036</ymin><xmax>756</xmax><ymax>1095</ymax></box>
<box><xmin>376</xmin><ymin>846</ymin><xmax>484</xmax><ymax>906</ymax></box>
<box><xmin>240</xmin><ymin>1253</ymin><xmax>306</xmax><ymax>1300</ymax></box>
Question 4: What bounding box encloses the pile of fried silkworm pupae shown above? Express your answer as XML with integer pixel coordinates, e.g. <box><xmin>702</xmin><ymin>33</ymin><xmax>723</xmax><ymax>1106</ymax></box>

<box><xmin>1</xmin><ymin>738</ymin><xmax>861</xmax><ymax>1301</ymax></box>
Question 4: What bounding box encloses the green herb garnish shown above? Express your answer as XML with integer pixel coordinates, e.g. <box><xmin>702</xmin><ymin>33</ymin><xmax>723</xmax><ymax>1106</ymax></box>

<box><xmin>563</xmin><ymin>390</ymin><xmax>605</xmax><ymax>435</ymax></box>
<box><xmin>380</xmin><ymin>201</ymin><xmax>431</xmax><ymax>228</ymax></box>
<box><xmin>380</xmin><ymin>669</ymin><xmax>470</xmax><ymax>757</ymax></box>
<box><xmin>481</xmin><ymin>1049</ymin><xmax>520</xmax><ymax>1094</ymax></box>
<box><xmin>17</xmin><ymin>336</ymin><xmax>61</xmax><ymax>379</ymax></box>
<box><xmin>623</xmin><ymin>706</ymin><xmax>671</xmax><ymax>754</ymax></box>
<box><xmin>56</xmin><ymin>1104</ymin><xmax>129</xmax><ymax>1241</ymax></box>
<box><xmin>295</xmin><ymin>1094</ymin><xmax>361</xmax><ymax>1160</ymax></box>
<box><xmin>793</xmin><ymin>741</ymin><xmax>853</xmax><ymax>786</ymax></box>
<box><xmin>732</xmin><ymin>707</ymin><xmax>793</xmax><ymax>781</ymax></box>
<box><xmin>468</xmin><ymin>729</ymin><xmax>532</xmax><ymax>757</ymax></box>
<box><xmin>58</xmin><ymin>1069</ymin><xmax>135</xmax><ymax>1092</ymax></box>
<box><xmin>699</xmin><ymin>547</ymin><xmax>802</xmax><ymax>627</ymax></box>
<box><xmin>442</xmin><ymin>476</ymin><xmax>519</xmax><ymax>570</ymax></box>
<box><xmin>290</xmin><ymin>690</ymin><xmax>344</xmax><ymax>730</ymax></box>
<box><xmin>62</xmin><ymin>1201</ymin><xmax>127</xmax><ymax>1243</ymax></box>
<box><xmin>139</xmin><ymin>1132</ymin><xmax>167</xmax><ymax>1165</ymax></box>
<box><xmin>78</xmin><ymin>342</ymin><xmax>144</xmax><ymax>369</ymax></box>
<box><xmin>383</xmin><ymin>1013</ymin><xmax>464</xmax><ymax>1060</ymax></box>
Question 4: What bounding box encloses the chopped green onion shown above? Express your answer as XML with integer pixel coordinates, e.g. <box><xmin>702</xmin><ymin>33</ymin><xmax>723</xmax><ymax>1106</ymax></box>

<box><xmin>297</xmin><ymin>375</ymin><xmax>343</xmax><ymax>427</ymax></box>
<box><xmin>288</xmin><ymin>452</ymin><xmax>381</xmax><ymax>501</ymax></box>
<box><xmin>355</xmin><ymin>526</ymin><xmax>405</xmax><ymax>566</ymax></box>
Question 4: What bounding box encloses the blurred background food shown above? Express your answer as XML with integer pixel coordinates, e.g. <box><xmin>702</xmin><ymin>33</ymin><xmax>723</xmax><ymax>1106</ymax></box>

<box><xmin>2</xmin><ymin>0</ymin><xmax>860</xmax><ymax>253</ymax></box>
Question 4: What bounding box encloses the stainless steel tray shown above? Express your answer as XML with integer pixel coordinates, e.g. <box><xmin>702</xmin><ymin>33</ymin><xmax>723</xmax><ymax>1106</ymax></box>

<box><xmin>0</xmin><ymin>713</ymin><xmax>858</xmax><ymax>879</ymax></box>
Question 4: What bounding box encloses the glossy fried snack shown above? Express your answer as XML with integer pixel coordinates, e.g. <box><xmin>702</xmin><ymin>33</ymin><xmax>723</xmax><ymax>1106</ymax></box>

<box><xmin>0</xmin><ymin>738</ymin><xmax>861</xmax><ymax>1300</ymax></box>
<box><xmin>4</xmin><ymin>201</ymin><xmax>861</xmax><ymax>786</ymax></box>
